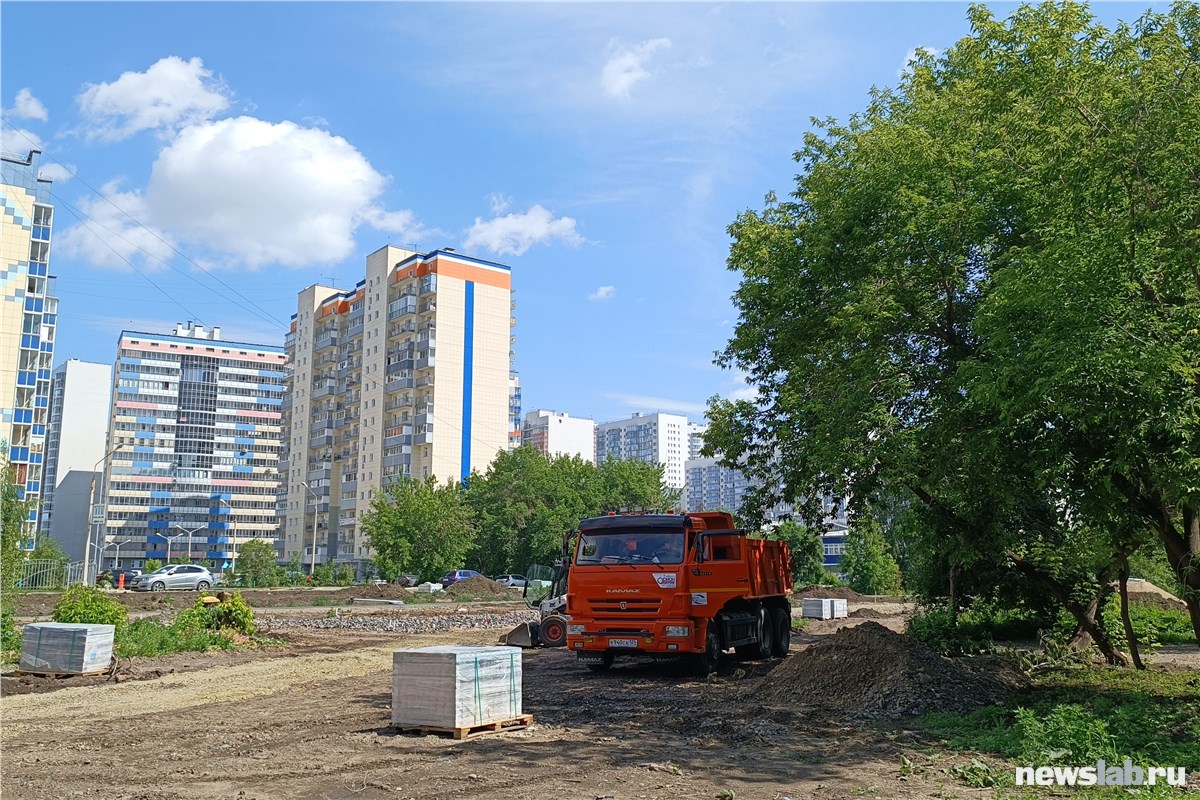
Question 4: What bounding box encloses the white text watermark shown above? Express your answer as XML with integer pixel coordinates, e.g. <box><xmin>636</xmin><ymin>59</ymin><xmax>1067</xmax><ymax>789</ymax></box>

<box><xmin>1016</xmin><ymin>760</ymin><xmax>1186</xmax><ymax>787</ymax></box>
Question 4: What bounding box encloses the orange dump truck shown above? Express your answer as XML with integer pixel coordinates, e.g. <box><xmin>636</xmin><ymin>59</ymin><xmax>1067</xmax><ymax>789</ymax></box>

<box><xmin>565</xmin><ymin>512</ymin><xmax>793</xmax><ymax>674</ymax></box>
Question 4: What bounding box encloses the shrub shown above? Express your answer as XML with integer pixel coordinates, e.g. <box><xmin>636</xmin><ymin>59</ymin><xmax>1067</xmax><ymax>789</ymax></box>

<box><xmin>115</xmin><ymin>619</ymin><xmax>234</xmax><ymax>658</ymax></box>
<box><xmin>907</xmin><ymin>607</ymin><xmax>992</xmax><ymax>656</ymax></box>
<box><xmin>51</xmin><ymin>585</ymin><xmax>129</xmax><ymax>631</ymax></box>
<box><xmin>175</xmin><ymin>592</ymin><xmax>256</xmax><ymax>635</ymax></box>
<box><xmin>1050</xmin><ymin>596</ymin><xmax>1196</xmax><ymax>649</ymax></box>
<box><xmin>1016</xmin><ymin>704</ymin><xmax>1117</xmax><ymax>764</ymax></box>
<box><xmin>1</xmin><ymin>608</ymin><xmax>21</xmax><ymax>659</ymax></box>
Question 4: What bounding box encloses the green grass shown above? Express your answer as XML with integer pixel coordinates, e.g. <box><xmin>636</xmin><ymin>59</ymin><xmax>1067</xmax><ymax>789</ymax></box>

<box><xmin>919</xmin><ymin>666</ymin><xmax>1200</xmax><ymax>797</ymax></box>
<box><xmin>114</xmin><ymin>619</ymin><xmax>236</xmax><ymax>657</ymax></box>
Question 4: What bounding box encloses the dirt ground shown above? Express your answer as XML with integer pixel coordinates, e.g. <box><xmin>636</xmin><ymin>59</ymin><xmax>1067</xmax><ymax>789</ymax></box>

<box><xmin>0</xmin><ymin>609</ymin><xmax>1012</xmax><ymax>800</ymax></box>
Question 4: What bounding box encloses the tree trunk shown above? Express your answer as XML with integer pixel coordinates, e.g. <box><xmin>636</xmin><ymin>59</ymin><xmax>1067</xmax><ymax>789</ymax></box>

<box><xmin>1006</xmin><ymin>550</ymin><xmax>1129</xmax><ymax>666</ymax></box>
<box><xmin>948</xmin><ymin>560</ymin><xmax>961</xmax><ymax>626</ymax></box>
<box><xmin>1118</xmin><ymin>557</ymin><xmax>1144</xmax><ymax>670</ymax></box>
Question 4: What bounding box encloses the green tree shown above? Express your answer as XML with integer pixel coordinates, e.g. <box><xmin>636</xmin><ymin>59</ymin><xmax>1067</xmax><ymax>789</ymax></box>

<box><xmin>2</xmin><ymin>457</ymin><xmax>32</xmax><ymax>595</ymax></box>
<box><xmin>771</xmin><ymin>520</ymin><xmax>827</xmax><ymax>585</ymax></box>
<box><xmin>235</xmin><ymin>539</ymin><xmax>279</xmax><ymax>588</ymax></box>
<box><xmin>361</xmin><ymin>476</ymin><xmax>475</xmax><ymax>582</ymax></box>
<box><xmin>840</xmin><ymin>514</ymin><xmax>902</xmax><ymax>595</ymax></box>
<box><xmin>707</xmin><ymin>3</ymin><xmax>1200</xmax><ymax>657</ymax></box>
<box><xmin>142</xmin><ymin>559</ymin><xmax>163</xmax><ymax>573</ymax></box>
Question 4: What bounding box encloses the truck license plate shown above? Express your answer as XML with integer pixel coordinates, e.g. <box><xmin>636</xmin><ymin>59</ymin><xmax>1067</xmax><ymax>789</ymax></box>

<box><xmin>609</xmin><ymin>638</ymin><xmax>638</xmax><ymax>648</ymax></box>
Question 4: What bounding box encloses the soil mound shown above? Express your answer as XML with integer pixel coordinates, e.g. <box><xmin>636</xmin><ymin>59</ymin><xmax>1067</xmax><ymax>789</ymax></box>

<box><xmin>443</xmin><ymin>576</ymin><xmax>513</xmax><ymax>599</ymax></box>
<box><xmin>848</xmin><ymin>607</ymin><xmax>890</xmax><ymax>619</ymax></box>
<box><xmin>762</xmin><ymin>621</ymin><xmax>1016</xmax><ymax>718</ymax></box>
<box><xmin>1128</xmin><ymin>592</ymin><xmax>1187</xmax><ymax>612</ymax></box>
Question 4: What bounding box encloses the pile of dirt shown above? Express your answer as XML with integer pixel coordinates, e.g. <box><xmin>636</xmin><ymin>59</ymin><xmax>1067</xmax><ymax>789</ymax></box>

<box><xmin>762</xmin><ymin>621</ymin><xmax>1018</xmax><ymax>718</ymax></box>
<box><xmin>442</xmin><ymin>575</ymin><xmax>514</xmax><ymax>599</ymax></box>
<box><xmin>848</xmin><ymin>607</ymin><xmax>892</xmax><ymax>619</ymax></box>
<box><xmin>1128</xmin><ymin>592</ymin><xmax>1188</xmax><ymax>612</ymax></box>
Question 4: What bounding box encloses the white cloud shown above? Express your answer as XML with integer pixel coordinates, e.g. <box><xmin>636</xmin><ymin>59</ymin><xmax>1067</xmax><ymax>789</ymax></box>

<box><xmin>725</xmin><ymin>370</ymin><xmax>758</xmax><ymax>403</ymax></box>
<box><xmin>38</xmin><ymin>163</ymin><xmax>76</xmax><ymax>183</ymax></box>
<box><xmin>0</xmin><ymin>127</ymin><xmax>44</xmax><ymax>156</ymax></box>
<box><xmin>488</xmin><ymin>193</ymin><xmax>512</xmax><ymax>215</ymax></box>
<box><xmin>8</xmin><ymin>88</ymin><xmax>48</xmax><ymax>121</ymax></box>
<box><xmin>589</xmin><ymin>285</ymin><xmax>616</xmax><ymax>301</ymax></box>
<box><xmin>54</xmin><ymin>180</ymin><xmax>178</xmax><ymax>270</ymax></box>
<box><xmin>601</xmin><ymin>37</ymin><xmax>672</xmax><ymax>100</ymax></box>
<box><xmin>77</xmin><ymin>56</ymin><xmax>230</xmax><ymax>141</ymax></box>
<box><xmin>463</xmin><ymin>204</ymin><xmax>584</xmax><ymax>257</ymax></box>
<box><xmin>603</xmin><ymin>391</ymin><xmax>708</xmax><ymax>416</ymax></box>
<box><xmin>143</xmin><ymin>116</ymin><xmax>424</xmax><ymax>267</ymax></box>
<box><xmin>899</xmin><ymin>46</ymin><xmax>939</xmax><ymax>78</ymax></box>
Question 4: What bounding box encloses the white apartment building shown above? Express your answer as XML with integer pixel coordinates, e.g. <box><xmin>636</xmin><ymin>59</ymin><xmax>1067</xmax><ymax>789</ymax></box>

<box><xmin>594</xmin><ymin>412</ymin><xmax>689</xmax><ymax>490</ymax></box>
<box><xmin>280</xmin><ymin>246</ymin><xmax>514</xmax><ymax>573</ymax></box>
<box><xmin>521</xmin><ymin>410</ymin><xmax>595</xmax><ymax>461</ymax></box>
<box><xmin>38</xmin><ymin>360</ymin><xmax>112</xmax><ymax>560</ymax></box>
<box><xmin>687</xmin><ymin>421</ymin><xmax>709</xmax><ymax>460</ymax></box>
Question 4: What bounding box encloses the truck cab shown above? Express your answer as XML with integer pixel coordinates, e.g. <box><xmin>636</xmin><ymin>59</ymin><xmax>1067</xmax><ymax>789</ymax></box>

<box><xmin>564</xmin><ymin>512</ymin><xmax>793</xmax><ymax>674</ymax></box>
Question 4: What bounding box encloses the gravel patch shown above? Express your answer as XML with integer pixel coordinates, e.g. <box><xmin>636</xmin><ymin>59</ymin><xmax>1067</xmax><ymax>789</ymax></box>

<box><xmin>259</xmin><ymin>609</ymin><xmax>539</xmax><ymax>634</ymax></box>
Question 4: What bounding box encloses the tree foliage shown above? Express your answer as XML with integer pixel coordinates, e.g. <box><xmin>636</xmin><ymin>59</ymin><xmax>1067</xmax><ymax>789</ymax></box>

<box><xmin>840</xmin><ymin>513</ymin><xmax>903</xmax><ymax>595</ymax></box>
<box><xmin>361</xmin><ymin>476</ymin><xmax>475</xmax><ymax>582</ymax></box>
<box><xmin>1</xmin><ymin>457</ymin><xmax>31</xmax><ymax>595</ymax></box>
<box><xmin>771</xmin><ymin>520</ymin><xmax>828</xmax><ymax>585</ymax></box>
<box><xmin>235</xmin><ymin>539</ymin><xmax>280</xmax><ymax>588</ymax></box>
<box><xmin>707</xmin><ymin>2</ymin><xmax>1200</xmax><ymax>652</ymax></box>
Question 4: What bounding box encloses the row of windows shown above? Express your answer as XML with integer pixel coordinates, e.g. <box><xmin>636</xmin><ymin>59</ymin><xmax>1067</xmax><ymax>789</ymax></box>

<box><xmin>119</xmin><ymin>348</ymin><xmax>287</xmax><ymax>372</ymax></box>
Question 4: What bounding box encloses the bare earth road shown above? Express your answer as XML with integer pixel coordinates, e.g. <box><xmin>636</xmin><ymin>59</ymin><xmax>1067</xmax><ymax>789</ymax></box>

<box><xmin>0</xmin><ymin>615</ymin><xmax>1012</xmax><ymax>800</ymax></box>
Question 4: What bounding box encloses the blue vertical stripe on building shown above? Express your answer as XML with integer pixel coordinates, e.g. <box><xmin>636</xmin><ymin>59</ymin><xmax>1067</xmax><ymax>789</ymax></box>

<box><xmin>461</xmin><ymin>282</ymin><xmax>474</xmax><ymax>482</ymax></box>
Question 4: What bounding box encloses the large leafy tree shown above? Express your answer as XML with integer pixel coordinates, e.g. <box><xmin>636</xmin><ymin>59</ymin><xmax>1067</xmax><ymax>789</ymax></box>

<box><xmin>708</xmin><ymin>2</ymin><xmax>1200</xmax><ymax>655</ymax></box>
<box><xmin>361</xmin><ymin>476</ymin><xmax>476</xmax><ymax>581</ymax></box>
<box><xmin>771</xmin><ymin>520</ymin><xmax>828</xmax><ymax>585</ymax></box>
<box><xmin>840</xmin><ymin>513</ymin><xmax>903</xmax><ymax>596</ymax></box>
<box><xmin>235</xmin><ymin>539</ymin><xmax>280</xmax><ymax>588</ymax></box>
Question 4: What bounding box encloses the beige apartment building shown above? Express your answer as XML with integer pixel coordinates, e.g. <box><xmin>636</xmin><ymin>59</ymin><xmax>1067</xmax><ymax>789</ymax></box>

<box><xmin>280</xmin><ymin>246</ymin><xmax>514</xmax><ymax>572</ymax></box>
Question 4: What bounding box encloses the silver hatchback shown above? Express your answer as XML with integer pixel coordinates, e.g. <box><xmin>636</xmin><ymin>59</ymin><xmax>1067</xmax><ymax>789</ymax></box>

<box><xmin>130</xmin><ymin>564</ymin><xmax>216</xmax><ymax>592</ymax></box>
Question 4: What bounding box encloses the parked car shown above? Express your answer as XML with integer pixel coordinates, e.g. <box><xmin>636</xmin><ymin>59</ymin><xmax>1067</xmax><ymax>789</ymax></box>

<box><xmin>493</xmin><ymin>574</ymin><xmax>527</xmax><ymax>588</ymax></box>
<box><xmin>129</xmin><ymin>564</ymin><xmax>217</xmax><ymax>592</ymax></box>
<box><xmin>440</xmin><ymin>569</ymin><xmax>482</xmax><ymax>586</ymax></box>
<box><xmin>96</xmin><ymin>568</ymin><xmax>142</xmax><ymax>588</ymax></box>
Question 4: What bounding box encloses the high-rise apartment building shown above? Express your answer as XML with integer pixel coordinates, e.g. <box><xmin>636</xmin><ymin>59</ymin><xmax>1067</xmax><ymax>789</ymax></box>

<box><xmin>521</xmin><ymin>410</ymin><xmax>595</xmax><ymax>461</ymax></box>
<box><xmin>687</xmin><ymin>422</ymin><xmax>709</xmax><ymax>460</ymax></box>
<box><xmin>594</xmin><ymin>412</ymin><xmax>689</xmax><ymax>490</ymax></box>
<box><xmin>39</xmin><ymin>360</ymin><xmax>112</xmax><ymax>560</ymax></box>
<box><xmin>1</xmin><ymin>149</ymin><xmax>57</xmax><ymax>544</ymax></box>
<box><xmin>96</xmin><ymin>323</ymin><xmax>286</xmax><ymax>570</ymax></box>
<box><xmin>280</xmin><ymin>246</ymin><xmax>514</xmax><ymax>573</ymax></box>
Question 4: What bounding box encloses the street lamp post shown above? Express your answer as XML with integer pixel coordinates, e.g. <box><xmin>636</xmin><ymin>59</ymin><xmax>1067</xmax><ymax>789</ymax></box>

<box><xmin>300</xmin><ymin>481</ymin><xmax>319</xmax><ymax>576</ymax></box>
<box><xmin>172</xmin><ymin>524</ymin><xmax>204</xmax><ymax>564</ymax></box>
<box><xmin>85</xmin><ymin>445</ymin><xmax>124</xmax><ymax>585</ymax></box>
<box><xmin>162</xmin><ymin>531</ymin><xmax>186</xmax><ymax>564</ymax></box>
<box><xmin>101</xmin><ymin>540</ymin><xmax>122</xmax><ymax>570</ymax></box>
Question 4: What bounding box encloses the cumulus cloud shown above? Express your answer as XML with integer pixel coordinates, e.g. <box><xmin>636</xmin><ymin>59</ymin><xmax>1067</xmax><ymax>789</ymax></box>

<box><xmin>463</xmin><ymin>204</ymin><xmax>584</xmax><ymax>257</ymax></box>
<box><xmin>38</xmin><ymin>163</ymin><xmax>77</xmax><ymax>183</ymax></box>
<box><xmin>0</xmin><ymin>126</ymin><xmax>44</xmax><ymax>156</ymax></box>
<box><xmin>8</xmin><ymin>89</ymin><xmax>49</xmax><ymax>121</ymax></box>
<box><xmin>601</xmin><ymin>37</ymin><xmax>671</xmax><ymax>100</ymax></box>
<box><xmin>589</xmin><ymin>285</ymin><xmax>616</xmax><ymax>301</ymax></box>
<box><xmin>899</xmin><ymin>46</ymin><xmax>939</xmax><ymax>78</ymax></box>
<box><xmin>54</xmin><ymin>180</ymin><xmax>178</xmax><ymax>270</ymax></box>
<box><xmin>77</xmin><ymin>56</ymin><xmax>230</xmax><ymax>141</ymax></box>
<box><xmin>142</xmin><ymin>116</ymin><xmax>424</xmax><ymax>267</ymax></box>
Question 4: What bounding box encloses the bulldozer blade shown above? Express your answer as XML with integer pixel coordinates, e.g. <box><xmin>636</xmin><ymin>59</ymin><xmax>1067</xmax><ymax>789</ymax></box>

<box><xmin>499</xmin><ymin>621</ymin><xmax>539</xmax><ymax>648</ymax></box>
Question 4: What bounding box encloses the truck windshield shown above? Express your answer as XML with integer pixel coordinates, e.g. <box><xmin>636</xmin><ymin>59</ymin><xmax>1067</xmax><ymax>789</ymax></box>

<box><xmin>575</xmin><ymin>531</ymin><xmax>686</xmax><ymax>565</ymax></box>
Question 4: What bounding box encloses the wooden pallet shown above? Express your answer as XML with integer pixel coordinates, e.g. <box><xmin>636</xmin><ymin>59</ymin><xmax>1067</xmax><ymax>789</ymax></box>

<box><xmin>14</xmin><ymin>668</ymin><xmax>109</xmax><ymax>679</ymax></box>
<box><xmin>396</xmin><ymin>713</ymin><xmax>533</xmax><ymax>740</ymax></box>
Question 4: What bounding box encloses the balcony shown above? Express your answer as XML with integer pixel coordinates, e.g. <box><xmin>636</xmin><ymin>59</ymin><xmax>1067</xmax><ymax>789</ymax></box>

<box><xmin>307</xmin><ymin>467</ymin><xmax>331</xmax><ymax>482</ymax></box>
<box><xmin>418</xmin><ymin>301</ymin><xmax>436</xmax><ymax>315</ymax></box>
<box><xmin>314</xmin><ymin>331</ymin><xmax>338</xmax><ymax>351</ymax></box>
<box><xmin>413</xmin><ymin>431</ymin><xmax>434</xmax><ymax>445</ymax></box>
<box><xmin>309</xmin><ymin>433</ymin><xmax>334</xmax><ymax>448</ymax></box>
<box><xmin>385</xmin><ymin>374</ymin><xmax>414</xmax><ymax>393</ymax></box>
<box><xmin>415</xmin><ymin>354</ymin><xmax>435</xmax><ymax>370</ymax></box>
<box><xmin>312</xmin><ymin>379</ymin><xmax>337</xmax><ymax>399</ymax></box>
<box><xmin>388</xmin><ymin>300</ymin><xmax>417</xmax><ymax>320</ymax></box>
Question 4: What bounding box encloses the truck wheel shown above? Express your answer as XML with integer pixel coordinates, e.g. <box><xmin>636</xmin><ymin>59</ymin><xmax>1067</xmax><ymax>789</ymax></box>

<box><xmin>539</xmin><ymin>615</ymin><xmax>568</xmax><ymax>648</ymax></box>
<box><xmin>770</xmin><ymin>607</ymin><xmax>791</xmax><ymax>657</ymax></box>
<box><xmin>755</xmin><ymin>607</ymin><xmax>775</xmax><ymax>659</ymax></box>
<box><xmin>694</xmin><ymin>625</ymin><xmax>721</xmax><ymax>677</ymax></box>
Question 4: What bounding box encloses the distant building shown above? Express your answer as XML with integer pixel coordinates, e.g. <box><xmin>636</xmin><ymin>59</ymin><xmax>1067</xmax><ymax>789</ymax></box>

<box><xmin>594</xmin><ymin>412</ymin><xmax>689</xmax><ymax>490</ymax></box>
<box><xmin>1</xmin><ymin>149</ymin><xmax>58</xmax><ymax>544</ymax></box>
<box><xmin>521</xmin><ymin>410</ymin><xmax>595</xmax><ymax>461</ymax></box>
<box><xmin>280</xmin><ymin>246</ymin><xmax>514</xmax><ymax>574</ymax></box>
<box><xmin>96</xmin><ymin>322</ymin><xmax>287</xmax><ymax>570</ymax></box>
<box><xmin>39</xmin><ymin>360</ymin><xmax>112</xmax><ymax>561</ymax></box>
<box><xmin>687</xmin><ymin>422</ymin><xmax>708</xmax><ymax>460</ymax></box>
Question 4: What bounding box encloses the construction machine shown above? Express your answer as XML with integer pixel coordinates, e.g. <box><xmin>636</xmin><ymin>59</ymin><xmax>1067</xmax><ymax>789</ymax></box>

<box><xmin>499</xmin><ymin>547</ymin><xmax>572</xmax><ymax>648</ymax></box>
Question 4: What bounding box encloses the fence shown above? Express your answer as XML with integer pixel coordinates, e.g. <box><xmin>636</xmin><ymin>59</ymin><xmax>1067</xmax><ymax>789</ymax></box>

<box><xmin>15</xmin><ymin>559</ymin><xmax>87</xmax><ymax>590</ymax></box>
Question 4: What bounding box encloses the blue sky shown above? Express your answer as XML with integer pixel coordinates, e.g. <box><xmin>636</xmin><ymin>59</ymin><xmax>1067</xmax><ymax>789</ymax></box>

<box><xmin>1</xmin><ymin>2</ymin><xmax>1161</xmax><ymax>425</ymax></box>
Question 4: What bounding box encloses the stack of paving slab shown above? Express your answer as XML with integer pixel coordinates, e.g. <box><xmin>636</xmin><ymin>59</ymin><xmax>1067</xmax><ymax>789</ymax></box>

<box><xmin>19</xmin><ymin>622</ymin><xmax>115</xmax><ymax>674</ymax></box>
<box><xmin>392</xmin><ymin>645</ymin><xmax>523</xmax><ymax>729</ymax></box>
<box><xmin>801</xmin><ymin>598</ymin><xmax>849</xmax><ymax>620</ymax></box>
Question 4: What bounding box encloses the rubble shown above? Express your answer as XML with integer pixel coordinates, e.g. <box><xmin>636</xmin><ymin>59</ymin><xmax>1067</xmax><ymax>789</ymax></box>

<box><xmin>260</xmin><ymin>609</ymin><xmax>538</xmax><ymax>635</ymax></box>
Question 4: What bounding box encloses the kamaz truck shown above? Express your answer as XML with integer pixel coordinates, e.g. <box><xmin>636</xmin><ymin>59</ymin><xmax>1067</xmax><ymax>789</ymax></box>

<box><xmin>564</xmin><ymin>512</ymin><xmax>793</xmax><ymax>675</ymax></box>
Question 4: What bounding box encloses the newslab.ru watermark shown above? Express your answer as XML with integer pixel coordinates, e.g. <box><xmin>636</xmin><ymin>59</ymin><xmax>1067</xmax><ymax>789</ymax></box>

<box><xmin>1016</xmin><ymin>760</ymin><xmax>1186</xmax><ymax>787</ymax></box>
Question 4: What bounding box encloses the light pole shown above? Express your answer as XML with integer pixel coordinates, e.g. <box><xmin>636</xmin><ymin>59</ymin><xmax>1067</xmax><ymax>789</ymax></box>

<box><xmin>218</xmin><ymin>498</ymin><xmax>236</xmax><ymax>575</ymax></box>
<box><xmin>85</xmin><ymin>445</ymin><xmax>124</xmax><ymax>585</ymax></box>
<box><xmin>172</xmin><ymin>524</ymin><xmax>204</xmax><ymax>564</ymax></box>
<box><xmin>101</xmin><ymin>540</ymin><xmax>122</xmax><ymax>570</ymax></box>
<box><xmin>162</xmin><ymin>531</ymin><xmax>186</xmax><ymax>564</ymax></box>
<box><xmin>300</xmin><ymin>481</ymin><xmax>319</xmax><ymax>576</ymax></box>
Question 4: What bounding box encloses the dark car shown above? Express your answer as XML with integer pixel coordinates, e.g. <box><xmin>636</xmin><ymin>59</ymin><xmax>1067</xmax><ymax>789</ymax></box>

<box><xmin>440</xmin><ymin>569</ymin><xmax>482</xmax><ymax>586</ymax></box>
<box><xmin>96</xmin><ymin>568</ymin><xmax>142</xmax><ymax>588</ymax></box>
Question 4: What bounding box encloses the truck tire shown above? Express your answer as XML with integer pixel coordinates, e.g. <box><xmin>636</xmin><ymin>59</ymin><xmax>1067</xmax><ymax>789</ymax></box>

<box><xmin>539</xmin><ymin>615</ymin><xmax>568</xmax><ymax>648</ymax></box>
<box><xmin>694</xmin><ymin>624</ymin><xmax>721</xmax><ymax>677</ymax></box>
<box><xmin>755</xmin><ymin>606</ymin><xmax>775</xmax><ymax>659</ymax></box>
<box><xmin>770</xmin><ymin>607</ymin><xmax>791</xmax><ymax>657</ymax></box>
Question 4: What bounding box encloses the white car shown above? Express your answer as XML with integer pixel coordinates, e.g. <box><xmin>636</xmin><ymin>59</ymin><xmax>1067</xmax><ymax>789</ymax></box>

<box><xmin>129</xmin><ymin>564</ymin><xmax>217</xmax><ymax>592</ymax></box>
<box><xmin>494</xmin><ymin>574</ymin><xmax>527</xmax><ymax>588</ymax></box>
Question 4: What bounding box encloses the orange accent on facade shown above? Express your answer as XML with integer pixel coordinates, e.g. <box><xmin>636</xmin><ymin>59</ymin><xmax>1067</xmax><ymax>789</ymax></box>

<box><xmin>431</xmin><ymin>259</ymin><xmax>511</xmax><ymax>289</ymax></box>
